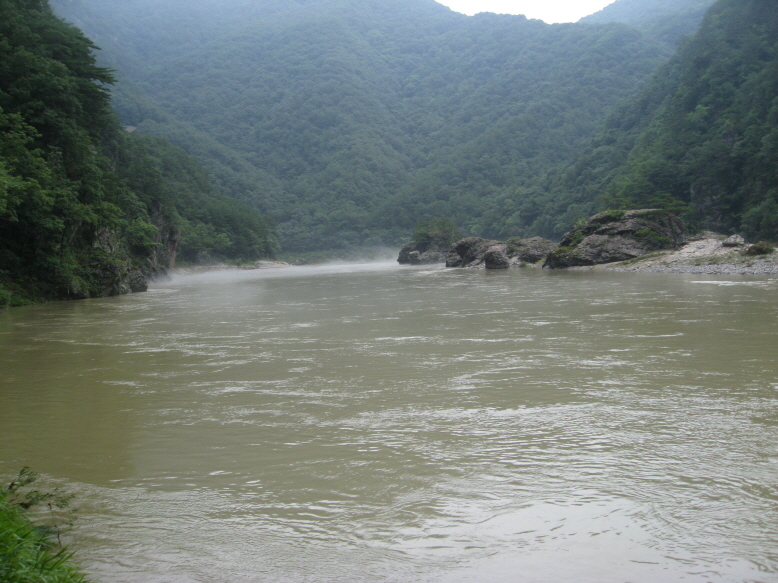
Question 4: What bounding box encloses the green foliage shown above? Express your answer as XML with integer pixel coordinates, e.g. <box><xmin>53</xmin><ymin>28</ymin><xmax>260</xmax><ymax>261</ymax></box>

<box><xmin>634</xmin><ymin>227</ymin><xmax>671</xmax><ymax>246</ymax></box>
<box><xmin>744</xmin><ymin>240</ymin><xmax>775</xmax><ymax>255</ymax></box>
<box><xmin>0</xmin><ymin>468</ymin><xmax>87</xmax><ymax>583</ymax></box>
<box><xmin>567</xmin><ymin>231</ymin><xmax>586</xmax><ymax>248</ymax></box>
<box><xmin>411</xmin><ymin>217</ymin><xmax>461</xmax><ymax>251</ymax></box>
<box><xmin>115</xmin><ymin>133</ymin><xmax>279</xmax><ymax>263</ymax></box>
<box><xmin>741</xmin><ymin>195</ymin><xmax>778</xmax><ymax>241</ymax></box>
<box><xmin>582</xmin><ymin>0</ymin><xmax>717</xmax><ymax>46</ymax></box>
<box><xmin>0</xmin><ymin>0</ymin><xmax>277</xmax><ymax>302</ymax></box>
<box><xmin>0</xmin><ymin>284</ymin><xmax>11</xmax><ymax>308</ymax></box>
<box><xmin>46</xmin><ymin>0</ymin><xmax>765</xmax><ymax>252</ymax></box>
<box><xmin>524</xmin><ymin>0</ymin><xmax>778</xmax><ymax>241</ymax></box>
<box><xmin>51</xmin><ymin>0</ymin><xmax>693</xmax><ymax>251</ymax></box>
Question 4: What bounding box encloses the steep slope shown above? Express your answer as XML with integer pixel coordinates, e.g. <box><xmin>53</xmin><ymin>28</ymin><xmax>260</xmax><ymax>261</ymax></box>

<box><xmin>543</xmin><ymin>0</ymin><xmax>778</xmax><ymax>241</ymax></box>
<box><xmin>0</xmin><ymin>0</ymin><xmax>277</xmax><ymax>305</ymax></box>
<box><xmin>581</xmin><ymin>0</ymin><xmax>717</xmax><ymax>46</ymax></box>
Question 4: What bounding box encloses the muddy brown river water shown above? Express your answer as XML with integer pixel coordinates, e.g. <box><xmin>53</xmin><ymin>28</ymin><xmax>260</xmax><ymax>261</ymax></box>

<box><xmin>1</xmin><ymin>263</ymin><xmax>777</xmax><ymax>582</ymax></box>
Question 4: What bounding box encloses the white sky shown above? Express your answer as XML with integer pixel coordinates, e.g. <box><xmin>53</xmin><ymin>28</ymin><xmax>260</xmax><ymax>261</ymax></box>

<box><xmin>435</xmin><ymin>0</ymin><xmax>616</xmax><ymax>23</ymax></box>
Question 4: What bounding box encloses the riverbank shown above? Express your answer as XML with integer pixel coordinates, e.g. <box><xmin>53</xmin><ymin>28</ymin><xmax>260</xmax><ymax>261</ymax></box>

<box><xmin>592</xmin><ymin>235</ymin><xmax>778</xmax><ymax>275</ymax></box>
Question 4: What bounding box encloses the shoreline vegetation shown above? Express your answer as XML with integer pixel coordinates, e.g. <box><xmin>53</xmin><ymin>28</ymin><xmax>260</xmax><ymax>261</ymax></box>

<box><xmin>0</xmin><ymin>469</ymin><xmax>88</xmax><ymax>583</ymax></box>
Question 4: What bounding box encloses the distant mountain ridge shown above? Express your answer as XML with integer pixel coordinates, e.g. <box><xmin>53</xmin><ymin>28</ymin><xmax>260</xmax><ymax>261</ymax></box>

<box><xmin>582</xmin><ymin>0</ymin><xmax>716</xmax><ymax>24</ymax></box>
<box><xmin>51</xmin><ymin>0</ymin><xmax>720</xmax><ymax>252</ymax></box>
<box><xmin>582</xmin><ymin>0</ymin><xmax>718</xmax><ymax>46</ymax></box>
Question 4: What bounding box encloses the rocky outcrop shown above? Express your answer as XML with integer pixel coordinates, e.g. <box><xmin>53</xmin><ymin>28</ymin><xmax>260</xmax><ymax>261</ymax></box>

<box><xmin>543</xmin><ymin>209</ymin><xmax>684</xmax><ymax>269</ymax></box>
<box><xmin>505</xmin><ymin>237</ymin><xmax>558</xmax><ymax>264</ymax></box>
<box><xmin>445</xmin><ymin>238</ymin><xmax>504</xmax><ymax>267</ymax></box>
<box><xmin>444</xmin><ymin>237</ymin><xmax>557</xmax><ymax>268</ymax></box>
<box><xmin>93</xmin><ymin>261</ymin><xmax>148</xmax><ymax>297</ymax></box>
<box><xmin>84</xmin><ymin>210</ymin><xmax>181</xmax><ymax>298</ymax></box>
<box><xmin>722</xmin><ymin>234</ymin><xmax>745</xmax><ymax>247</ymax></box>
<box><xmin>89</xmin><ymin>228</ymin><xmax>148</xmax><ymax>297</ymax></box>
<box><xmin>484</xmin><ymin>244</ymin><xmax>510</xmax><ymax>269</ymax></box>
<box><xmin>397</xmin><ymin>242</ymin><xmax>447</xmax><ymax>265</ymax></box>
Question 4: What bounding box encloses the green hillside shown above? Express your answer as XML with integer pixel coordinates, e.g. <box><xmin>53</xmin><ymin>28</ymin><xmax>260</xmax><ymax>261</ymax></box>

<box><xmin>52</xmin><ymin>0</ymin><xmax>688</xmax><ymax>252</ymax></box>
<box><xmin>0</xmin><ymin>0</ymin><xmax>277</xmax><ymax>305</ymax></box>
<box><xmin>46</xmin><ymin>0</ymin><xmax>770</xmax><ymax>255</ymax></box>
<box><xmin>544</xmin><ymin>0</ymin><xmax>778</xmax><ymax>241</ymax></box>
<box><xmin>581</xmin><ymin>0</ymin><xmax>717</xmax><ymax>46</ymax></box>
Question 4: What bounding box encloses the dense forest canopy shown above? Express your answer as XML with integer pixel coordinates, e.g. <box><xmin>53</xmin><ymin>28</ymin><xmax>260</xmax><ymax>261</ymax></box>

<box><xmin>0</xmin><ymin>0</ymin><xmax>276</xmax><ymax>304</ymax></box>
<box><xmin>50</xmin><ymin>0</ymin><xmax>718</xmax><ymax>253</ymax></box>
<box><xmin>542</xmin><ymin>0</ymin><xmax>778</xmax><ymax>241</ymax></box>
<box><xmin>5</xmin><ymin>0</ymin><xmax>774</xmax><ymax>288</ymax></box>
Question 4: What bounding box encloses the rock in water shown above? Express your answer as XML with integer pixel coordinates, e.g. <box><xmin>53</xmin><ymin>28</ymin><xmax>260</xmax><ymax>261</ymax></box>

<box><xmin>506</xmin><ymin>237</ymin><xmax>557</xmax><ymax>264</ymax></box>
<box><xmin>445</xmin><ymin>238</ymin><xmax>504</xmax><ymax>268</ymax></box>
<box><xmin>484</xmin><ymin>246</ymin><xmax>510</xmax><ymax>269</ymax></box>
<box><xmin>397</xmin><ymin>242</ymin><xmax>447</xmax><ymax>265</ymax></box>
<box><xmin>543</xmin><ymin>209</ymin><xmax>685</xmax><ymax>269</ymax></box>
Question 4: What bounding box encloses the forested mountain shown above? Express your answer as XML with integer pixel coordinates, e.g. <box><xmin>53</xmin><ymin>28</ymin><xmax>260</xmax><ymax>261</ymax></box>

<box><xmin>44</xmin><ymin>0</ymin><xmax>774</xmax><ymax>257</ymax></box>
<box><xmin>581</xmin><ymin>0</ymin><xmax>717</xmax><ymax>46</ymax></box>
<box><xmin>541</xmin><ymin>0</ymin><xmax>778</xmax><ymax>241</ymax></box>
<box><xmin>51</xmin><ymin>0</ymin><xmax>697</xmax><ymax>252</ymax></box>
<box><xmin>0</xmin><ymin>0</ymin><xmax>276</xmax><ymax>305</ymax></box>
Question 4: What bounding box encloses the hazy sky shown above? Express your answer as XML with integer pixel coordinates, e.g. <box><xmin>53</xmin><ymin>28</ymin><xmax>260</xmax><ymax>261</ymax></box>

<box><xmin>435</xmin><ymin>0</ymin><xmax>616</xmax><ymax>23</ymax></box>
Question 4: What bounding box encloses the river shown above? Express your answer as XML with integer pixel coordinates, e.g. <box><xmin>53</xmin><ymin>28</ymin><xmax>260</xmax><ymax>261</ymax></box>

<box><xmin>1</xmin><ymin>262</ymin><xmax>777</xmax><ymax>582</ymax></box>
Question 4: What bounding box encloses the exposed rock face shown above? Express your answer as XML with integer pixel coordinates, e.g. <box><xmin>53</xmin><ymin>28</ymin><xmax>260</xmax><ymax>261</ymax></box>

<box><xmin>84</xmin><ymin>210</ymin><xmax>181</xmax><ymax>299</ymax></box>
<box><xmin>722</xmin><ymin>234</ymin><xmax>745</xmax><ymax>247</ymax></box>
<box><xmin>397</xmin><ymin>242</ymin><xmax>447</xmax><ymax>265</ymax></box>
<box><xmin>506</xmin><ymin>237</ymin><xmax>558</xmax><ymax>264</ymax></box>
<box><xmin>444</xmin><ymin>236</ymin><xmax>557</xmax><ymax>268</ymax></box>
<box><xmin>484</xmin><ymin>244</ymin><xmax>510</xmax><ymax>269</ymax></box>
<box><xmin>90</xmin><ymin>228</ymin><xmax>148</xmax><ymax>297</ymax></box>
<box><xmin>445</xmin><ymin>238</ymin><xmax>504</xmax><ymax>267</ymax></box>
<box><xmin>543</xmin><ymin>209</ymin><xmax>685</xmax><ymax>269</ymax></box>
<box><xmin>95</xmin><ymin>262</ymin><xmax>148</xmax><ymax>297</ymax></box>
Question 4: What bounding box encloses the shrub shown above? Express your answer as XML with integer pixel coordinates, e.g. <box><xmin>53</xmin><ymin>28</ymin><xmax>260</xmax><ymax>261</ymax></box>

<box><xmin>0</xmin><ymin>285</ymin><xmax>10</xmax><ymax>308</ymax></box>
<box><xmin>744</xmin><ymin>241</ymin><xmax>775</xmax><ymax>256</ymax></box>
<box><xmin>635</xmin><ymin>228</ymin><xmax>671</xmax><ymax>247</ymax></box>
<box><xmin>411</xmin><ymin>217</ymin><xmax>461</xmax><ymax>252</ymax></box>
<box><xmin>0</xmin><ymin>468</ymin><xmax>88</xmax><ymax>583</ymax></box>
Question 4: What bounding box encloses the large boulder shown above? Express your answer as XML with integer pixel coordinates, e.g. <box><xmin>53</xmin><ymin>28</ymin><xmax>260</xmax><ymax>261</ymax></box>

<box><xmin>484</xmin><ymin>244</ymin><xmax>510</xmax><ymax>269</ymax></box>
<box><xmin>543</xmin><ymin>209</ymin><xmax>685</xmax><ymax>269</ymax></box>
<box><xmin>505</xmin><ymin>237</ymin><xmax>557</xmax><ymax>264</ymax></box>
<box><xmin>397</xmin><ymin>242</ymin><xmax>447</xmax><ymax>265</ymax></box>
<box><xmin>722</xmin><ymin>234</ymin><xmax>745</xmax><ymax>247</ymax></box>
<box><xmin>446</xmin><ymin>238</ymin><xmax>504</xmax><ymax>267</ymax></box>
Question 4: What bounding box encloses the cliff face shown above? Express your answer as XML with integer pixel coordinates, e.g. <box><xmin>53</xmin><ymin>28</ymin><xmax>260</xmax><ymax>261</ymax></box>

<box><xmin>67</xmin><ymin>208</ymin><xmax>180</xmax><ymax>299</ymax></box>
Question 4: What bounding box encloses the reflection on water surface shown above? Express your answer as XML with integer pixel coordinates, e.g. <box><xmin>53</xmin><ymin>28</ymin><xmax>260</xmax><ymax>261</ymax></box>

<box><xmin>1</xmin><ymin>263</ymin><xmax>777</xmax><ymax>582</ymax></box>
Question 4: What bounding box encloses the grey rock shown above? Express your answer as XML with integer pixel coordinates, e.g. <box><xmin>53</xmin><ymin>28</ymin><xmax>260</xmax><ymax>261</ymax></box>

<box><xmin>448</xmin><ymin>237</ymin><xmax>503</xmax><ymax>268</ymax></box>
<box><xmin>544</xmin><ymin>209</ymin><xmax>685</xmax><ymax>269</ymax></box>
<box><xmin>506</xmin><ymin>237</ymin><xmax>557</xmax><ymax>264</ymax></box>
<box><xmin>398</xmin><ymin>242</ymin><xmax>447</xmax><ymax>265</ymax></box>
<box><xmin>722</xmin><ymin>234</ymin><xmax>745</xmax><ymax>247</ymax></box>
<box><xmin>484</xmin><ymin>245</ymin><xmax>510</xmax><ymax>269</ymax></box>
<box><xmin>446</xmin><ymin>251</ymin><xmax>463</xmax><ymax>268</ymax></box>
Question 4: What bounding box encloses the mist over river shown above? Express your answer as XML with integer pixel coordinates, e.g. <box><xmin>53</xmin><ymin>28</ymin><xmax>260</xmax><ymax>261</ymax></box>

<box><xmin>1</xmin><ymin>262</ymin><xmax>778</xmax><ymax>582</ymax></box>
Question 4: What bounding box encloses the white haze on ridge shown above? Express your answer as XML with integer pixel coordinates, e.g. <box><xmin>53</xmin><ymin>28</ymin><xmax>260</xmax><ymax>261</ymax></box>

<box><xmin>435</xmin><ymin>0</ymin><xmax>615</xmax><ymax>23</ymax></box>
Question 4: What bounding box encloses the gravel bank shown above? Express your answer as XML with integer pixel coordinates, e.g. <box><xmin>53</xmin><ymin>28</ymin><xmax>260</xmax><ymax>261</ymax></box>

<box><xmin>591</xmin><ymin>236</ymin><xmax>778</xmax><ymax>275</ymax></box>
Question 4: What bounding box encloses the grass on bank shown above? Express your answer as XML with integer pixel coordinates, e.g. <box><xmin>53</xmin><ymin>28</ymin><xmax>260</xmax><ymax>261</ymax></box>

<box><xmin>0</xmin><ymin>469</ymin><xmax>89</xmax><ymax>583</ymax></box>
